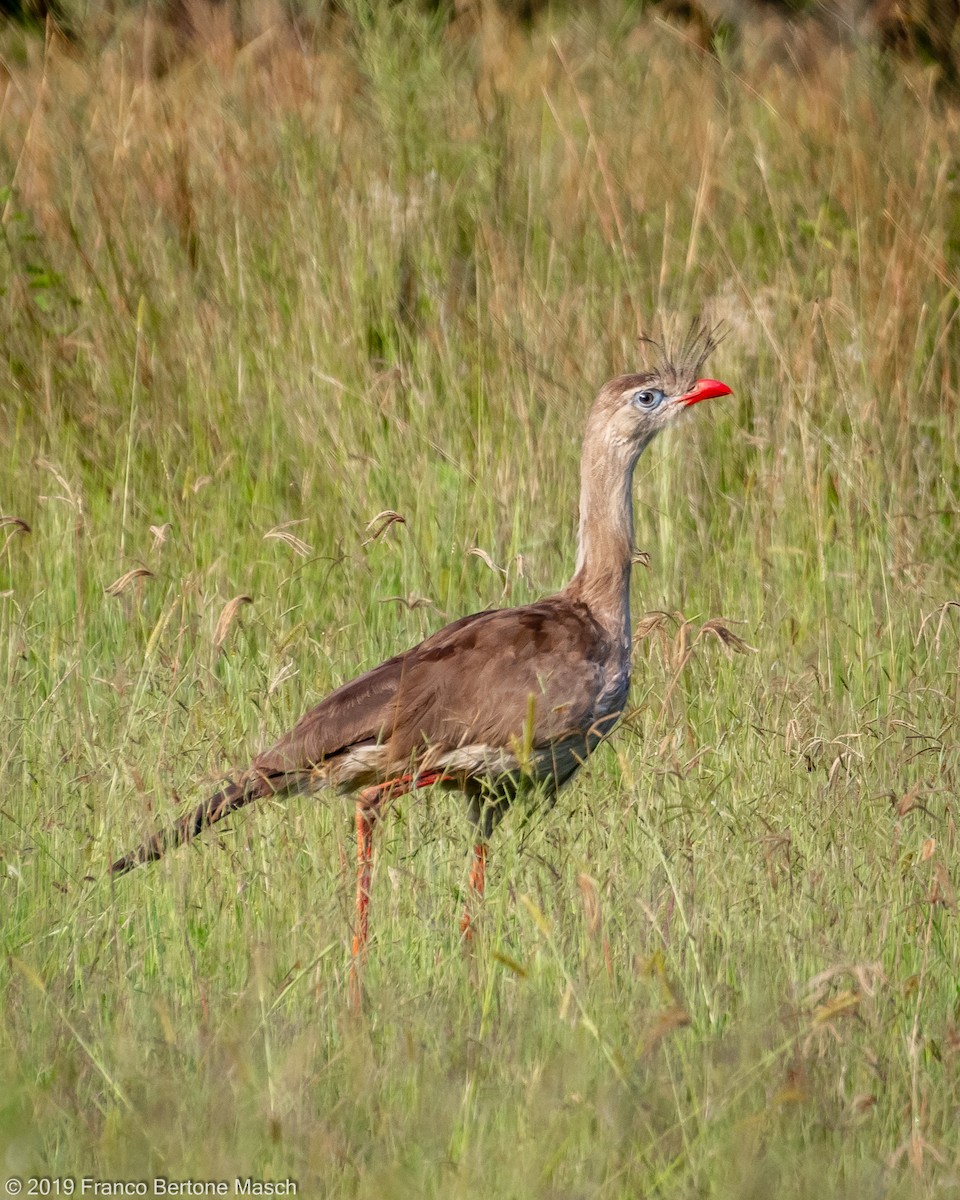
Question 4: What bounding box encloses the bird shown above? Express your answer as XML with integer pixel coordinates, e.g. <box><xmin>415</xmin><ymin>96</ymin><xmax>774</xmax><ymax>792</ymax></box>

<box><xmin>110</xmin><ymin>327</ymin><xmax>732</xmax><ymax>1000</ymax></box>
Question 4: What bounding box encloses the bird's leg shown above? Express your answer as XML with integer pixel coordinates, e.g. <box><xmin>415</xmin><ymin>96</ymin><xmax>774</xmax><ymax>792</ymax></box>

<box><xmin>349</xmin><ymin>769</ymin><xmax>451</xmax><ymax>1010</ymax></box>
<box><xmin>461</xmin><ymin>791</ymin><xmax>508</xmax><ymax>941</ymax></box>
<box><xmin>460</xmin><ymin>841</ymin><xmax>488</xmax><ymax>941</ymax></box>
<box><xmin>352</xmin><ymin>798</ymin><xmax>377</xmax><ymax>957</ymax></box>
<box><xmin>350</xmin><ymin>787</ymin><xmax>380</xmax><ymax>1011</ymax></box>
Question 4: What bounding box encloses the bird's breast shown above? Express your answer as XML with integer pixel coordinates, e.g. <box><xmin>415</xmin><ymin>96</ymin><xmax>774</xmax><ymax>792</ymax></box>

<box><xmin>594</xmin><ymin>651</ymin><xmax>631</xmax><ymax>724</ymax></box>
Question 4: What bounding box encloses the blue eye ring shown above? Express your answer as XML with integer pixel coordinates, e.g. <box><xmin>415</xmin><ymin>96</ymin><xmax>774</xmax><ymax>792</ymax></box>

<box><xmin>633</xmin><ymin>388</ymin><xmax>664</xmax><ymax>410</ymax></box>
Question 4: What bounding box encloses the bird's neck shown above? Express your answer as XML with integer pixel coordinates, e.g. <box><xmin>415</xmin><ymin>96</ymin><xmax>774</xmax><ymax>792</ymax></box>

<box><xmin>565</xmin><ymin>432</ymin><xmax>648</xmax><ymax>649</ymax></box>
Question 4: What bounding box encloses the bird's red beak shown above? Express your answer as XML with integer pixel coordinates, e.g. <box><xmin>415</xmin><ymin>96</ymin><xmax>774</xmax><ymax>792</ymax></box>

<box><xmin>679</xmin><ymin>378</ymin><xmax>733</xmax><ymax>407</ymax></box>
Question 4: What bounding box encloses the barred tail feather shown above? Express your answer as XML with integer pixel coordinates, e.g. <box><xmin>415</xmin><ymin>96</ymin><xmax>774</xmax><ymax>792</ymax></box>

<box><xmin>109</xmin><ymin>778</ymin><xmax>260</xmax><ymax>877</ymax></box>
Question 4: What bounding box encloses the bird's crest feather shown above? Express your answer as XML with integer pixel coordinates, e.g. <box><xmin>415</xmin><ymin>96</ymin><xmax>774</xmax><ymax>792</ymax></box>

<box><xmin>636</xmin><ymin>320</ymin><xmax>726</xmax><ymax>395</ymax></box>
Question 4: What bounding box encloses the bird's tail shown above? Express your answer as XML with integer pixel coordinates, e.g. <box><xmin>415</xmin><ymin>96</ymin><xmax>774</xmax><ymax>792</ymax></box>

<box><xmin>109</xmin><ymin>774</ymin><xmax>269</xmax><ymax>878</ymax></box>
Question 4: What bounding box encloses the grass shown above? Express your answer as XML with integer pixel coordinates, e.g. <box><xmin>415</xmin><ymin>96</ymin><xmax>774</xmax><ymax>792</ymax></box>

<box><xmin>2</xmin><ymin>2</ymin><xmax>960</xmax><ymax>1194</ymax></box>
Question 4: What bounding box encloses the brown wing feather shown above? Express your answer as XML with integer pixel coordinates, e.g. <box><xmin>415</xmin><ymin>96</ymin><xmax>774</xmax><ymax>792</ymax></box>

<box><xmin>253</xmin><ymin>597</ymin><xmax>613</xmax><ymax>784</ymax></box>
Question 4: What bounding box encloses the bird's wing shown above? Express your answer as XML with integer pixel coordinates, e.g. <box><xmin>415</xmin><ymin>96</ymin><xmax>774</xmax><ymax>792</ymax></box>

<box><xmin>251</xmin><ymin>597</ymin><xmax>613</xmax><ymax>788</ymax></box>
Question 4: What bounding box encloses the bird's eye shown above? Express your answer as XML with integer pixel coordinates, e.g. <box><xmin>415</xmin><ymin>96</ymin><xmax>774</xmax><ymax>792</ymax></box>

<box><xmin>632</xmin><ymin>388</ymin><xmax>663</xmax><ymax>410</ymax></box>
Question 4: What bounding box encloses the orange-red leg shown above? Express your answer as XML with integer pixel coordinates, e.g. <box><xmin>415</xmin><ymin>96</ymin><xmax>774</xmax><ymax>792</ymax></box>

<box><xmin>349</xmin><ymin>771</ymin><xmax>451</xmax><ymax>1010</ymax></box>
<box><xmin>353</xmin><ymin>804</ymin><xmax>376</xmax><ymax>957</ymax></box>
<box><xmin>460</xmin><ymin>841</ymin><xmax>488</xmax><ymax>940</ymax></box>
<box><xmin>350</xmin><ymin>793</ymin><xmax>378</xmax><ymax>1012</ymax></box>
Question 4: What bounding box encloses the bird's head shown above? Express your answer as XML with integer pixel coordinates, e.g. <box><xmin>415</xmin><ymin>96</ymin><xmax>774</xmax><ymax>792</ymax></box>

<box><xmin>590</xmin><ymin>325</ymin><xmax>732</xmax><ymax>459</ymax></box>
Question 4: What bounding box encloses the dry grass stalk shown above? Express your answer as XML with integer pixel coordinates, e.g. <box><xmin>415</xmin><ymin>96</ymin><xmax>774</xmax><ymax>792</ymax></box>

<box><xmin>149</xmin><ymin>522</ymin><xmax>171</xmax><ymax>549</ymax></box>
<box><xmin>213</xmin><ymin>594</ymin><xmax>253</xmax><ymax>648</ymax></box>
<box><xmin>264</xmin><ymin>522</ymin><xmax>312</xmax><ymax>557</ymax></box>
<box><xmin>363</xmin><ymin>510</ymin><xmax>406</xmax><ymax>544</ymax></box>
<box><xmin>0</xmin><ymin>515</ymin><xmax>31</xmax><ymax>556</ymax></box>
<box><xmin>105</xmin><ymin>567</ymin><xmax>154</xmax><ymax>596</ymax></box>
<box><xmin>377</xmin><ymin>594</ymin><xmax>434</xmax><ymax>610</ymax></box>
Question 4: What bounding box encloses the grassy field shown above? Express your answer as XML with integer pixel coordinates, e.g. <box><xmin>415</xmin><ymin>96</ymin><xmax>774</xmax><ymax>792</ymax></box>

<box><xmin>3</xmin><ymin>2</ymin><xmax>960</xmax><ymax>1195</ymax></box>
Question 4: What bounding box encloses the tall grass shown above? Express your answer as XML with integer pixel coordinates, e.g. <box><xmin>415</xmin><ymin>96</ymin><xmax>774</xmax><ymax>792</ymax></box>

<box><xmin>2</xmin><ymin>3</ymin><xmax>960</xmax><ymax>1195</ymax></box>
